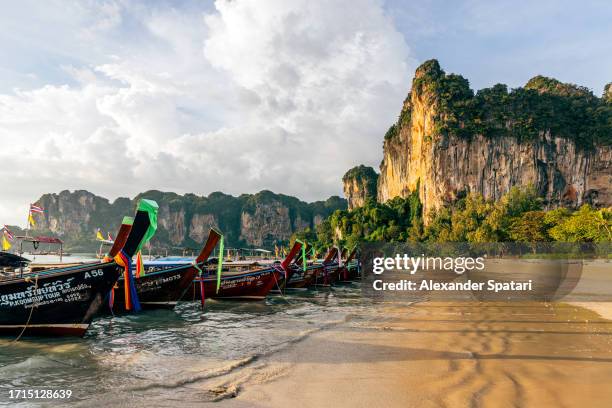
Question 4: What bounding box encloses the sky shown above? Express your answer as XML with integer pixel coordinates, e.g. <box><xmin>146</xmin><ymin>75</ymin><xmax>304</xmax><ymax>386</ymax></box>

<box><xmin>1</xmin><ymin>0</ymin><xmax>611</xmax><ymax>225</ymax></box>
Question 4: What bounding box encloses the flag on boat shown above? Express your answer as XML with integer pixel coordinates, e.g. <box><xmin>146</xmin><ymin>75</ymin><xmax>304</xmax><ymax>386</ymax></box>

<box><xmin>96</xmin><ymin>229</ymin><xmax>105</xmax><ymax>241</ymax></box>
<box><xmin>29</xmin><ymin>204</ymin><xmax>44</xmax><ymax>214</ymax></box>
<box><xmin>28</xmin><ymin>203</ymin><xmax>44</xmax><ymax>227</ymax></box>
<box><xmin>1</xmin><ymin>235</ymin><xmax>11</xmax><ymax>251</ymax></box>
<box><xmin>2</xmin><ymin>225</ymin><xmax>13</xmax><ymax>240</ymax></box>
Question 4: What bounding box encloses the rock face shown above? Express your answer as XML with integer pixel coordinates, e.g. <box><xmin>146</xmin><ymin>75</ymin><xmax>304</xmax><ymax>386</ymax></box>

<box><xmin>189</xmin><ymin>213</ymin><xmax>218</xmax><ymax>243</ymax></box>
<box><xmin>342</xmin><ymin>165</ymin><xmax>378</xmax><ymax>210</ymax></box>
<box><xmin>35</xmin><ymin>190</ymin><xmax>131</xmax><ymax>240</ymax></box>
<box><xmin>605</xmin><ymin>83</ymin><xmax>612</xmax><ymax>103</ymax></box>
<box><xmin>378</xmin><ymin>60</ymin><xmax>612</xmax><ymax>220</ymax></box>
<box><xmin>240</xmin><ymin>201</ymin><xmax>292</xmax><ymax>247</ymax></box>
<box><xmin>32</xmin><ymin>190</ymin><xmax>346</xmax><ymax>251</ymax></box>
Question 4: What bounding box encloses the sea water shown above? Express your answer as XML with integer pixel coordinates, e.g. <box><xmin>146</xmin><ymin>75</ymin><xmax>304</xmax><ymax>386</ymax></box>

<box><xmin>0</xmin><ymin>280</ymin><xmax>374</xmax><ymax>407</ymax></box>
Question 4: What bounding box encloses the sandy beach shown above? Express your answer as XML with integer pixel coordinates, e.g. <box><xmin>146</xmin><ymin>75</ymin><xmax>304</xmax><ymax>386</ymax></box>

<box><xmin>207</xmin><ymin>300</ymin><xmax>612</xmax><ymax>408</ymax></box>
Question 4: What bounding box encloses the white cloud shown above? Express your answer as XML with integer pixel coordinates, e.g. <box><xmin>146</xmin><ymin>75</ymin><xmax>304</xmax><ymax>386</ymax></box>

<box><xmin>0</xmin><ymin>0</ymin><xmax>413</xmax><ymax>225</ymax></box>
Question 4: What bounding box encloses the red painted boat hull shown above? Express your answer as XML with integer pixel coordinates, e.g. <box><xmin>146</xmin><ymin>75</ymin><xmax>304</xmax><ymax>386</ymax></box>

<box><xmin>186</xmin><ymin>268</ymin><xmax>283</xmax><ymax>301</ymax></box>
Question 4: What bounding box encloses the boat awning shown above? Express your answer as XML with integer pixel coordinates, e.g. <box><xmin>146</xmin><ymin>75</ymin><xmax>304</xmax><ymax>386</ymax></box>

<box><xmin>24</xmin><ymin>236</ymin><xmax>64</xmax><ymax>244</ymax></box>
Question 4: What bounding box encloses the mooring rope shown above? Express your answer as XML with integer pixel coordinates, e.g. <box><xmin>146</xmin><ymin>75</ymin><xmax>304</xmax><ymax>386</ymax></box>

<box><xmin>271</xmin><ymin>265</ymin><xmax>292</xmax><ymax>305</ymax></box>
<box><xmin>2</xmin><ymin>274</ymin><xmax>40</xmax><ymax>345</ymax></box>
<box><xmin>192</xmin><ymin>262</ymin><xmax>205</xmax><ymax>310</ymax></box>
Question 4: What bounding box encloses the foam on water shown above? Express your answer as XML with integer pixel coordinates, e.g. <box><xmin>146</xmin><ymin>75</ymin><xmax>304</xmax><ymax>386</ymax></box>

<box><xmin>0</xmin><ymin>281</ymin><xmax>374</xmax><ymax>406</ymax></box>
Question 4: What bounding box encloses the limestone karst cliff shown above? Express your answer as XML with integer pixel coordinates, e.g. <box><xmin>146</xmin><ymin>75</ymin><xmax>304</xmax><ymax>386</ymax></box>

<box><xmin>342</xmin><ymin>165</ymin><xmax>378</xmax><ymax>210</ymax></box>
<box><xmin>31</xmin><ymin>190</ymin><xmax>346</xmax><ymax>251</ymax></box>
<box><xmin>376</xmin><ymin>60</ymin><xmax>612</xmax><ymax>220</ymax></box>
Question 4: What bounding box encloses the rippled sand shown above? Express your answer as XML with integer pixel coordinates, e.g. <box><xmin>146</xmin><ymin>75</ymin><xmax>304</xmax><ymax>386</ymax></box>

<box><xmin>219</xmin><ymin>301</ymin><xmax>612</xmax><ymax>408</ymax></box>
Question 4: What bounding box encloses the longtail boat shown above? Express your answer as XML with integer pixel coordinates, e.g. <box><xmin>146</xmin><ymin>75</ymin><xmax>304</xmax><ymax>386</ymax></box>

<box><xmin>286</xmin><ymin>243</ymin><xmax>318</xmax><ymax>289</ymax></box>
<box><xmin>194</xmin><ymin>266</ymin><xmax>281</xmax><ymax>301</ymax></box>
<box><xmin>338</xmin><ymin>248</ymin><xmax>358</xmax><ymax>281</ymax></box>
<box><xmin>270</xmin><ymin>241</ymin><xmax>303</xmax><ymax>293</ymax></box>
<box><xmin>109</xmin><ymin>228</ymin><xmax>220</xmax><ymax>311</ymax></box>
<box><xmin>310</xmin><ymin>247</ymin><xmax>340</xmax><ymax>286</ymax></box>
<box><xmin>0</xmin><ymin>201</ymin><xmax>154</xmax><ymax>337</ymax></box>
<box><xmin>282</xmin><ymin>247</ymin><xmax>338</xmax><ymax>288</ymax></box>
<box><xmin>345</xmin><ymin>248</ymin><xmax>360</xmax><ymax>280</ymax></box>
<box><xmin>184</xmin><ymin>239</ymin><xmax>302</xmax><ymax>302</ymax></box>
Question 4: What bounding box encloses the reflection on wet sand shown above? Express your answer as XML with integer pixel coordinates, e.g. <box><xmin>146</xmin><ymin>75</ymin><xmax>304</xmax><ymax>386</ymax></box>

<box><xmin>227</xmin><ymin>301</ymin><xmax>612</xmax><ymax>408</ymax></box>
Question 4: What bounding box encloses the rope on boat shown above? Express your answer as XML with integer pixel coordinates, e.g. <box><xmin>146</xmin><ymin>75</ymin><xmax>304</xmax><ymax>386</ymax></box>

<box><xmin>1</xmin><ymin>274</ymin><xmax>40</xmax><ymax>345</ymax></box>
<box><xmin>271</xmin><ymin>265</ymin><xmax>292</xmax><ymax>305</ymax></box>
<box><xmin>192</xmin><ymin>262</ymin><xmax>205</xmax><ymax>310</ymax></box>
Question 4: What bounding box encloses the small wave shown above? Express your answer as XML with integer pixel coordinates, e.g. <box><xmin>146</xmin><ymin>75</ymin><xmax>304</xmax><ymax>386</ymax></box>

<box><xmin>125</xmin><ymin>317</ymin><xmax>347</xmax><ymax>399</ymax></box>
<box><xmin>0</xmin><ymin>355</ymin><xmax>59</xmax><ymax>374</ymax></box>
<box><xmin>129</xmin><ymin>355</ymin><xmax>258</xmax><ymax>392</ymax></box>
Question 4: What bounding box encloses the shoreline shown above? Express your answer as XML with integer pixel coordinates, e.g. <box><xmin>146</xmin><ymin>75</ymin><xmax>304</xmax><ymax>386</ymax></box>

<box><xmin>215</xmin><ymin>300</ymin><xmax>612</xmax><ymax>408</ymax></box>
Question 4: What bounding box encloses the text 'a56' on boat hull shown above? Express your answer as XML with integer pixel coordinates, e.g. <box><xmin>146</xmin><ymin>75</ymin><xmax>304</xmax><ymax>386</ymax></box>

<box><xmin>0</xmin><ymin>263</ymin><xmax>121</xmax><ymax>337</ymax></box>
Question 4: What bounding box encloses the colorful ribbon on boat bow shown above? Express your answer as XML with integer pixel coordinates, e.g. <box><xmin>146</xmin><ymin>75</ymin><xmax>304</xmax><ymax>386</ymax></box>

<box><xmin>135</xmin><ymin>251</ymin><xmax>144</xmax><ymax>278</ymax></box>
<box><xmin>216</xmin><ymin>235</ymin><xmax>224</xmax><ymax>294</ymax></box>
<box><xmin>296</xmin><ymin>239</ymin><xmax>307</xmax><ymax>272</ymax></box>
<box><xmin>114</xmin><ymin>249</ymin><xmax>141</xmax><ymax>312</ymax></box>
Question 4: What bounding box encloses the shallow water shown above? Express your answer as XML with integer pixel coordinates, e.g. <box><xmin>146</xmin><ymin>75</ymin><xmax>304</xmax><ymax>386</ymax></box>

<box><xmin>0</xmin><ymin>282</ymin><xmax>373</xmax><ymax>406</ymax></box>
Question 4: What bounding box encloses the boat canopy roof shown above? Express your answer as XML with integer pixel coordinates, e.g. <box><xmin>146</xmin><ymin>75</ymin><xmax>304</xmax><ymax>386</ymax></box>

<box><xmin>18</xmin><ymin>236</ymin><xmax>63</xmax><ymax>244</ymax></box>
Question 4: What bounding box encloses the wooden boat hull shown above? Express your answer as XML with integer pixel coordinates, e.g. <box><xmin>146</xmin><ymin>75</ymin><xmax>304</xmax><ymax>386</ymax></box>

<box><xmin>338</xmin><ymin>263</ymin><xmax>360</xmax><ymax>281</ymax></box>
<box><xmin>187</xmin><ymin>269</ymin><xmax>282</xmax><ymax>301</ymax></box>
<box><xmin>109</xmin><ymin>264</ymin><xmax>198</xmax><ymax>311</ymax></box>
<box><xmin>271</xmin><ymin>267</ymin><xmax>295</xmax><ymax>293</ymax></box>
<box><xmin>287</xmin><ymin>267</ymin><xmax>317</xmax><ymax>289</ymax></box>
<box><xmin>0</xmin><ymin>262</ymin><xmax>120</xmax><ymax>337</ymax></box>
<box><xmin>311</xmin><ymin>264</ymin><xmax>340</xmax><ymax>286</ymax></box>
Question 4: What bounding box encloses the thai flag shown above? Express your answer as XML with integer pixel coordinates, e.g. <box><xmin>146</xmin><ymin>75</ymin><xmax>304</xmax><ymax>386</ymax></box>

<box><xmin>30</xmin><ymin>204</ymin><xmax>44</xmax><ymax>214</ymax></box>
<box><xmin>2</xmin><ymin>225</ymin><xmax>13</xmax><ymax>240</ymax></box>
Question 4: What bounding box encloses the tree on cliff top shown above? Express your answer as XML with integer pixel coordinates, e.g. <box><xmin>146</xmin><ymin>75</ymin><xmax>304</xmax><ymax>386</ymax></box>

<box><xmin>342</xmin><ymin>165</ymin><xmax>379</xmax><ymax>200</ymax></box>
<box><xmin>398</xmin><ymin>59</ymin><xmax>612</xmax><ymax>148</ymax></box>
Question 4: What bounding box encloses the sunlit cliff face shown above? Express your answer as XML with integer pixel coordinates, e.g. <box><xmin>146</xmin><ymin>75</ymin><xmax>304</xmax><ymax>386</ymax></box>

<box><xmin>377</xmin><ymin>61</ymin><xmax>612</xmax><ymax>222</ymax></box>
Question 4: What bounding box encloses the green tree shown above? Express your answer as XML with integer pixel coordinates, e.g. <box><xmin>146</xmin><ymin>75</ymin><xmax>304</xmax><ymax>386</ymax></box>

<box><xmin>548</xmin><ymin>205</ymin><xmax>612</xmax><ymax>242</ymax></box>
<box><xmin>509</xmin><ymin>211</ymin><xmax>550</xmax><ymax>242</ymax></box>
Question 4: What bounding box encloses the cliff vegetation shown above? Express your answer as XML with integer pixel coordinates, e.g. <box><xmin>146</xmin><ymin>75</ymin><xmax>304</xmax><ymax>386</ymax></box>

<box><xmin>300</xmin><ymin>186</ymin><xmax>611</xmax><ymax>252</ymax></box>
<box><xmin>407</xmin><ymin>60</ymin><xmax>611</xmax><ymax>148</ymax></box>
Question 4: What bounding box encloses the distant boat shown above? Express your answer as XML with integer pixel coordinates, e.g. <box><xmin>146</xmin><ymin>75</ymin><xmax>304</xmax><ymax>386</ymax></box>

<box><xmin>307</xmin><ymin>247</ymin><xmax>342</xmax><ymax>286</ymax></box>
<box><xmin>192</xmin><ymin>267</ymin><xmax>283</xmax><ymax>301</ymax></box>
<box><xmin>184</xmin><ymin>242</ymin><xmax>303</xmax><ymax>301</ymax></box>
<box><xmin>0</xmin><ymin>200</ymin><xmax>157</xmax><ymax>337</ymax></box>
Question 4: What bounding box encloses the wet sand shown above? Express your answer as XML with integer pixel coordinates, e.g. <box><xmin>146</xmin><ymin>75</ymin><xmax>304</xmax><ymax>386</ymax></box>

<box><xmin>217</xmin><ymin>301</ymin><xmax>612</xmax><ymax>408</ymax></box>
